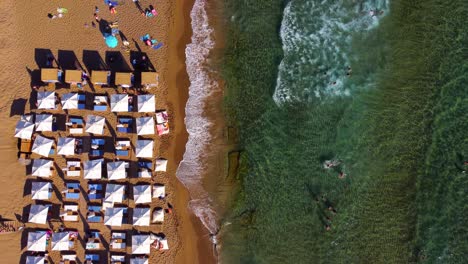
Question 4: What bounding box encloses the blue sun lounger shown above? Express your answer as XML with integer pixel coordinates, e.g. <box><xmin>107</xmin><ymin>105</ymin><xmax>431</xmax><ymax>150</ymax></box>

<box><xmin>91</xmin><ymin>138</ymin><xmax>105</xmax><ymax>145</ymax></box>
<box><xmin>65</xmin><ymin>182</ymin><xmax>80</xmax><ymax>199</ymax></box>
<box><xmin>85</xmin><ymin>254</ymin><xmax>100</xmax><ymax>263</ymax></box>
<box><xmin>117</xmin><ymin>118</ymin><xmax>133</xmax><ymax>133</ymax></box>
<box><xmin>90</xmin><ymin>150</ymin><xmax>104</xmax><ymax>157</ymax></box>
<box><xmin>94</xmin><ymin>104</ymin><xmax>107</xmax><ymax>111</ymax></box>
<box><xmin>116</xmin><ymin>149</ymin><xmax>129</xmax><ymax>157</ymax></box>
<box><xmin>88</xmin><ymin>205</ymin><xmax>102</xmax><ymax>223</ymax></box>
<box><xmin>138</xmin><ymin>161</ymin><xmax>152</xmax><ymax>170</ymax></box>
<box><xmin>88</xmin><ymin>184</ymin><xmax>103</xmax><ymax>200</ymax></box>
<box><xmin>77</xmin><ymin>94</ymin><xmax>86</xmax><ymax>101</ymax></box>
<box><xmin>70</xmin><ymin>118</ymin><xmax>83</xmax><ymax>125</ymax></box>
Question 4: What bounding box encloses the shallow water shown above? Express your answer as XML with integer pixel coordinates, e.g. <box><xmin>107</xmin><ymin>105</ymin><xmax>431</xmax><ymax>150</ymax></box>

<box><xmin>215</xmin><ymin>0</ymin><xmax>468</xmax><ymax>263</ymax></box>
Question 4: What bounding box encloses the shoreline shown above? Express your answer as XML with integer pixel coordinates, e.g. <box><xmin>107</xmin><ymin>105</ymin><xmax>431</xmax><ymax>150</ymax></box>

<box><xmin>168</xmin><ymin>0</ymin><xmax>216</xmax><ymax>263</ymax></box>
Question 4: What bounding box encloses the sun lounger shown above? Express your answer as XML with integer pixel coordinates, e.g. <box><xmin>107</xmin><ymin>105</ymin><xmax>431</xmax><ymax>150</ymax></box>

<box><xmin>91</xmin><ymin>139</ymin><xmax>105</xmax><ymax>145</ymax></box>
<box><xmin>85</xmin><ymin>254</ymin><xmax>100</xmax><ymax>263</ymax></box>
<box><xmin>65</xmin><ymin>192</ymin><xmax>79</xmax><ymax>199</ymax></box>
<box><xmin>87</xmin><ymin>205</ymin><xmax>103</xmax><ymax>223</ymax></box>
<box><xmin>138</xmin><ymin>161</ymin><xmax>152</xmax><ymax>169</ymax></box>
<box><xmin>90</xmin><ymin>150</ymin><xmax>103</xmax><ymax>156</ymax></box>
<box><xmin>110</xmin><ymin>231</ymin><xmax>126</xmax><ymax>249</ymax></box>
<box><xmin>88</xmin><ymin>184</ymin><xmax>103</xmax><ymax>200</ymax></box>
<box><xmin>94</xmin><ymin>105</ymin><xmax>107</xmax><ymax>111</ymax></box>
<box><xmin>70</xmin><ymin>118</ymin><xmax>83</xmax><ymax>125</ymax></box>
<box><xmin>86</xmin><ymin>231</ymin><xmax>101</xmax><ymax>250</ymax></box>
<box><xmin>77</xmin><ymin>103</ymin><xmax>86</xmax><ymax>110</ymax></box>
<box><xmin>116</xmin><ymin>150</ymin><xmax>129</xmax><ymax>157</ymax></box>
<box><xmin>77</xmin><ymin>94</ymin><xmax>86</xmax><ymax>101</ymax></box>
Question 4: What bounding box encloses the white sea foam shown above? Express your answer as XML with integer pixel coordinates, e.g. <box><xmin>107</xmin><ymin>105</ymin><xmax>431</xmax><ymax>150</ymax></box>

<box><xmin>274</xmin><ymin>0</ymin><xmax>390</xmax><ymax>104</ymax></box>
<box><xmin>177</xmin><ymin>0</ymin><xmax>219</xmax><ymax>235</ymax></box>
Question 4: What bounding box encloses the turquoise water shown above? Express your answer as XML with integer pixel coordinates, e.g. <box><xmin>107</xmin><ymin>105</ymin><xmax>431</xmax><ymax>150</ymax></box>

<box><xmin>219</xmin><ymin>0</ymin><xmax>468</xmax><ymax>263</ymax></box>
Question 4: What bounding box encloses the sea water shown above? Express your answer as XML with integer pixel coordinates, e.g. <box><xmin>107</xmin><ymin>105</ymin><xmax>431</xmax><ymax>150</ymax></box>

<box><xmin>218</xmin><ymin>0</ymin><xmax>468</xmax><ymax>263</ymax></box>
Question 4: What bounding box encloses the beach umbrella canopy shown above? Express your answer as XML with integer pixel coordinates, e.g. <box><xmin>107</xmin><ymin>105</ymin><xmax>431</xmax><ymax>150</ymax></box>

<box><xmin>28</xmin><ymin>204</ymin><xmax>49</xmax><ymax>224</ymax></box>
<box><xmin>61</xmin><ymin>93</ymin><xmax>78</xmax><ymax>109</ymax></box>
<box><xmin>104</xmin><ymin>207</ymin><xmax>125</xmax><ymax>226</ymax></box>
<box><xmin>15</xmin><ymin>119</ymin><xmax>35</xmax><ymax>139</ymax></box>
<box><xmin>155</xmin><ymin>158</ymin><xmax>168</xmax><ymax>172</ymax></box>
<box><xmin>51</xmin><ymin>232</ymin><xmax>70</xmax><ymax>251</ymax></box>
<box><xmin>133</xmin><ymin>185</ymin><xmax>152</xmax><ymax>204</ymax></box>
<box><xmin>32</xmin><ymin>135</ymin><xmax>54</xmax><ymax>157</ymax></box>
<box><xmin>137</xmin><ymin>94</ymin><xmax>155</xmax><ymax>113</ymax></box>
<box><xmin>107</xmin><ymin>161</ymin><xmax>127</xmax><ymax>180</ymax></box>
<box><xmin>85</xmin><ymin>115</ymin><xmax>106</xmax><ymax>135</ymax></box>
<box><xmin>31</xmin><ymin>159</ymin><xmax>53</xmax><ymax>177</ymax></box>
<box><xmin>152</xmin><ymin>208</ymin><xmax>164</xmax><ymax>223</ymax></box>
<box><xmin>132</xmin><ymin>234</ymin><xmax>151</xmax><ymax>254</ymax></box>
<box><xmin>156</xmin><ymin>111</ymin><xmax>168</xmax><ymax>124</ymax></box>
<box><xmin>37</xmin><ymin>91</ymin><xmax>55</xmax><ymax>109</ymax></box>
<box><xmin>35</xmin><ymin>114</ymin><xmax>53</xmax><ymax>132</ymax></box>
<box><xmin>130</xmin><ymin>258</ymin><xmax>149</xmax><ymax>264</ymax></box>
<box><xmin>111</xmin><ymin>94</ymin><xmax>129</xmax><ymax>112</ymax></box>
<box><xmin>57</xmin><ymin>137</ymin><xmax>75</xmax><ymax>156</ymax></box>
<box><xmin>26</xmin><ymin>256</ymin><xmax>46</xmax><ymax>264</ymax></box>
<box><xmin>105</xmin><ymin>183</ymin><xmax>126</xmax><ymax>204</ymax></box>
<box><xmin>133</xmin><ymin>207</ymin><xmax>150</xmax><ymax>226</ymax></box>
<box><xmin>159</xmin><ymin>238</ymin><xmax>169</xmax><ymax>250</ymax></box>
<box><xmin>105</xmin><ymin>35</ymin><xmax>118</xmax><ymax>48</ymax></box>
<box><xmin>136</xmin><ymin>117</ymin><xmax>155</xmax><ymax>135</ymax></box>
<box><xmin>153</xmin><ymin>185</ymin><xmax>165</xmax><ymax>198</ymax></box>
<box><xmin>84</xmin><ymin>159</ymin><xmax>103</xmax><ymax>179</ymax></box>
<box><xmin>31</xmin><ymin>181</ymin><xmax>51</xmax><ymax>200</ymax></box>
<box><xmin>27</xmin><ymin>231</ymin><xmax>47</xmax><ymax>252</ymax></box>
<box><xmin>135</xmin><ymin>140</ymin><xmax>153</xmax><ymax>158</ymax></box>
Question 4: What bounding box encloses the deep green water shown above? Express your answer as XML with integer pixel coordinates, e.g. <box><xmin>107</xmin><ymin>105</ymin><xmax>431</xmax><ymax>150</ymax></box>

<box><xmin>219</xmin><ymin>0</ymin><xmax>468</xmax><ymax>263</ymax></box>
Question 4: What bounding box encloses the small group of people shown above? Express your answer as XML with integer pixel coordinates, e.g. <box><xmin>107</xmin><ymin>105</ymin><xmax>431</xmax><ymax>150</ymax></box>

<box><xmin>47</xmin><ymin>7</ymin><xmax>68</xmax><ymax>20</ymax></box>
<box><xmin>315</xmin><ymin>195</ymin><xmax>337</xmax><ymax>231</ymax></box>
<box><xmin>0</xmin><ymin>224</ymin><xmax>16</xmax><ymax>233</ymax></box>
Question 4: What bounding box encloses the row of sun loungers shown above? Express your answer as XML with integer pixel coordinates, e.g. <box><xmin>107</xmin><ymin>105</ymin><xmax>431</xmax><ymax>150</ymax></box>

<box><xmin>41</xmin><ymin>68</ymin><xmax>159</xmax><ymax>89</ymax></box>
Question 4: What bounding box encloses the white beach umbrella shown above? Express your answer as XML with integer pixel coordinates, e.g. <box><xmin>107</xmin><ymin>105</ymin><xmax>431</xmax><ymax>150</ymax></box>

<box><xmin>84</xmin><ymin>159</ymin><xmax>103</xmax><ymax>180</ymax></box>
<box><xmin>31</xmin><ymin>181</ymin><xmax>51</xmax><ymax>200</ymax></box>
<box><xmin>15</xmin><ymin>119</ymin><xmax>35</xmax><ymax>139</ymax></box>
<box><xmin>155</xmin><ymin>158</ymin><xmax>168</xmax><ymax>172</ymax></box>
<box><xmin>35</xmin><ymin>114</ymin><xmax>53</xmax><ymax>132</ymax></box>
<box><xmin>134</xmin><ymin>185</ymin><xmax>152</xmax><ymax>204</ymax></box>
<box><xmin>137</xmin><ymin>94</ymin><xmax>155</xmax><ymax>113</ymax></box>
<box><xmin>111</xmin><ymin>94</ymin><xmax>129</xmax><ymax>112</ymax></box>
<box><xmin>152</xmin><ymin>185</ymin><xmax>165</xmax><ymax>199</ymax></box>
<box><xmin>107</xmin><ymin>161</ymin><xmax>127</xmax><ymax>180</ymax></box>
<box><xmin>85</xmin><ymin>115</ymin><xmax>105</xmax><ymax>135</ymax></box>
<box><xmin>135</xmin><ymin>140</ymin><xmax>153</xmax><ymax>158</ymax></box>
<box><xmin>136</xmin><ymin>117</ymin><xmax>155</xmax><ymax>135</ymax></box>
<box><xmin>152</xmin><ymin>208</ymin><xmax>164</xmax><ymax>223</ymax></box>
<box><xmin>32</xmin><ymin>135</ymin><xmax>54</xmax><ymax>157</ymax></box>
<box><xmin>37</xmin><ymin>91</ymin><xmax>55</xmax><ymax>109</ymax></box>
<box><xmin>159</xmin><ymin>238</ymin><xmax>169</xmax><ymax>250</ymax></box>
<box><xmin>27</xmin><ymin>231</ymin><xmax>47</xmax><ymax>252</ymax></box>
<box><xmin>131</xmin><ymin>235</ymin><xmax>151</xmax><ymax>254</ymax></box>
<box><xmin>105</xmin><ymin>183</ymin><xmax>126</xmax><ymax>204</ymax></box>
<box><xmin>51</xmin><ymin>232</ymin><xmax>70</xmax><ymax>251</ymax></box>
<box><xmin>104</xmin><ymin>207</ymin><xmax>125</xmax><ymax>227</ymax></box>
<box><xmin>61</xmin><ymin>92</ymin><xmax>78</xmax><ymax>109</ymax></box>
<box><xmin>57</xmin><ymin>137</ymin><xmax>75</xmax><ymax>156</ymax></box>
<box><xmin>133</xmin><ymin>207</ymin><xmax>150</xmax><ymax>226</ymax></box>
<box><xmin>28</xmin><ymin>204</ymin><xmax>49</xmax><ymax>224</ymax></box>
<box><xmin>130</xmin><ymin>258</ymin><xmax>149</xmax><ymax>264</ymax></box>
<box><xmin>31</xmin><ymin>159</ymin><xmax>53</xmax><ymax>177</ymax></box>
<box><xmin>26</xmin><ymin>256</ymin><xmax>46</xmax><ymax>264</ymax></box>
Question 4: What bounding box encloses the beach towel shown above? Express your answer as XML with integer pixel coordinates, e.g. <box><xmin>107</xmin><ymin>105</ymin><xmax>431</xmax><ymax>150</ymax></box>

<box><xmin>152</xmin><ymin>43</ymin><xmax>163</xmax><ymax>50</ymax></box>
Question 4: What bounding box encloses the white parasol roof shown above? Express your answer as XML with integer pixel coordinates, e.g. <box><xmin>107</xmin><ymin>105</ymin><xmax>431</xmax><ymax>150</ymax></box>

<box><xmin>51</xmin><ymin>232</ymin><xmax>70</xmax><ymax>251</ymax></box>
<box><xmin>155</xmin><ymin>158</ymin><xmax>168</xmax><ymax>172</ymax></box>
<box><xmin>37</xmin><ymin>91</ymin><xmax>55</xmax><ymax>109</ymax></box>
<box><xmin>15</xmin><ymin>118</ymin><xmax>35</xmax><ymax>139</ymax></box>
<box><xmin>152</xmin><ymin>208</ymin><xmax>164</xmax><ymax>223</ymax></box>
<box><xmin>28</xmin><ymin>204</ymin><xmax>49</xmax><ymax>224</ymax></box>
<box><xmin>132</xmin><ymin>234</ymin><xmax>151</xmax><ymax>254</ymax></box>
<box><xmin>159</xmin><ymin>238</ymin><xmax>169</xmax><ymax>250</ymax></box>
<box><xmin>107</xmin><ymin>161</ymin><xmax>127</xmax><ymax>180</ymax></box>
<box><xmin>104</xmin><ymin>184</ymin><xmax>126</xmax><ymax>204</ymax></box>
<box><xmin>153</xmin><ymin>185</ymin><xmax>165</xmax><ymax>198</ymax></box>
<box><xmin>135</xmin><ymin>140</ymin><xmax>153</xmax><ymax>158</ymax></box>
<box><xmin>84</xmin><ymin>159</ymin><xmax>103</xmax><ymax>179</ymax></box>
<box><xmin>137</xmin><ymin>94</ymin><xmax>155</xmax><ymax>113</ymax></box>
<box><xmin>136</xmin><ymin>117</ymin><xmax>155</xmax><ymax>135</ymax></box>
<box><xmin>85</xmin><ymin>115</ymin><xmax>105</xmax><ymax>135</ymax></box>
<box><xmin>130</xmin><ymin>258</ymin><xmax>149</xmax><ymax>264</ymax></box>
<box><xmin>31</xmin><ymin>159</ymin><xmax>53</xmax><ymax>177</ymax></box>
<box><xmin>35</xmin><ymin>114</ymin><xmax>53</xmax><ymax>132</ymax></box>
<box><xmin>104</xmin><ymin>207</ymin><xmax>125</xmax><ymax>227</ymax></box>
<box><xmin>57</xmin><ymin>137</ymin><xmax>75</xmax><ymax>156</ymax></box>
<box><xmin>26</xmin><ymin>256</ymin><xmax>46</xmax><ymax>264</ymax></box>
<box><xmin>111</xmin><ymin>94</ymin><xmax>129</xmax><ymax>112</ymax></box>
<box><xmin>27</xmin><ymin>231</ymin><xmax>47</xmax><ymax>252</ymax></box>
<box><xmin>32</xmin><ymin>135</ymin><xmax>54</xmax><ymax>157</ymax></box>
<box><xmin>61</xmin><ymin>93</ymin><xmax>78</xmax><ymax>109</ymax></box>
<box><xmin>133</xmin><ymin>185</ymin><xmax>152</xmax><ymax>204</ymax></box>
<box><xmin>31</xmin><ymin>181</ymin><xmax>51</xmax><ymax>200</ymax></box>
<box><xmin>133</xmin><ymin>207</ymin><xmax>150</xmax><ymax>226</ymax></box>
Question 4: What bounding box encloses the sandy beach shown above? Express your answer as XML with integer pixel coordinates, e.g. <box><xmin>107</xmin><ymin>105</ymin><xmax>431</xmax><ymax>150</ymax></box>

<box><xmin>0</xmin><ymin>0</ymin><xmax>214</xmax><ymax>263</ymax></box>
